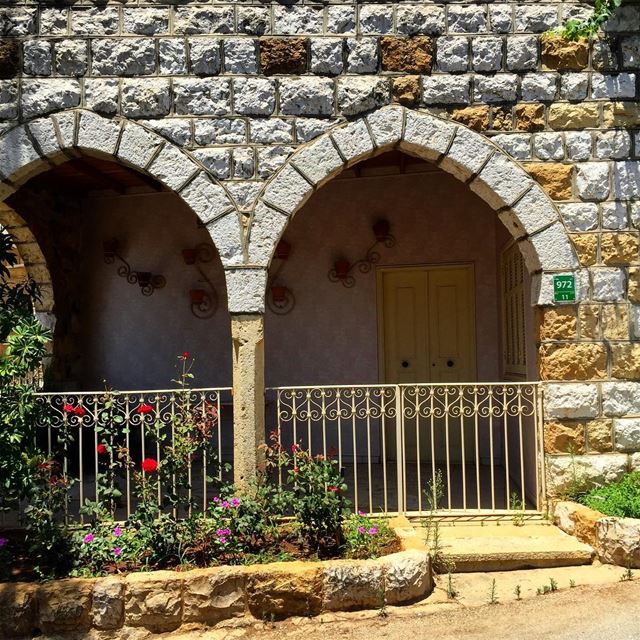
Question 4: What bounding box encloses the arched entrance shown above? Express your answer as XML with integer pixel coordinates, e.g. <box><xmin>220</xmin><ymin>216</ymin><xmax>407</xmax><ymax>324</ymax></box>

<box><xmin>254</xmin><ymin>106</ymin><xmax>580</xmax><ymax>515</ymax></box>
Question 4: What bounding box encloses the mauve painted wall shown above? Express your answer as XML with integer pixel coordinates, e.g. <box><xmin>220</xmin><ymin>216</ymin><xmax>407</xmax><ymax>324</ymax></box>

<box><xmin>265</xmin><ymin>166</ymin><xmax>522</xmax><ymax>388</ymax></box>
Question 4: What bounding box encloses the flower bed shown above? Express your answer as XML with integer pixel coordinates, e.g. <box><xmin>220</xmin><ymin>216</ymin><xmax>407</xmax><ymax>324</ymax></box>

<box><xmin>0</xmin><ymin>546</ymin><xmax>433</xmax><ymax>638</ymax></box>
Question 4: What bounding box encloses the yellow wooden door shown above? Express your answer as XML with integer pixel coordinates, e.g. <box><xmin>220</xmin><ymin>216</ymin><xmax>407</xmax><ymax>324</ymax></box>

<box><xmin>380</xmin><ymin>265</ymin><xmax>476</xmax><ymax>462</ymax></box>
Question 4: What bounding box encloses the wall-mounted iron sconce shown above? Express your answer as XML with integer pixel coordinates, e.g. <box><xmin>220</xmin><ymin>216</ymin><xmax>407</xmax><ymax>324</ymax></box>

<box><xmin>183</xmin><ymin>243</ymin><xmax>218</xmax><ymax>319</ymax></box>
<box><xmin>328</xmin><ymin>219</ymin><xmax>395</xmax><ymax>288</ymax></box>
<box><xmin>103</xmin><ymin>239</ymin><xmax>166</xmax><ymax>296</ymax></box>
<box><xmin>267</xmin><ymin>239</ymin><xmax>295</xmax><ymax>315</ymax></box>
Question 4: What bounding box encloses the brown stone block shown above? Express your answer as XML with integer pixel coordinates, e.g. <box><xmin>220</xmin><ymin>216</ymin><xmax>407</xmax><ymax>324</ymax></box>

<box><xmin>37</xmin><ymin>578</ymin><xmax>95</xmax><ymax>634</ymax></box>
<box><xmin>246</xmin><ymin>562</ymin><xmax>323</xmax><ymax>620</ymax></box>
<box><xmin>260</xmin><ymin>38</ymin><xmax>307</xmax><ymax>75</ymax></box>
<box><xmin>611</xmin><ymin>343</ymin><xmax>640</xmax><ymax>379</ymax></box>
<box><xmin>124</xmin><ymin>571</ymin><xmax>183</xmax><ymax>632</ymax></box>
<box><xmin>526</xmin><ymin>162</ymin><xmax>573</xmax><ymax>200</ymax></box>
<box><xmin>601</xmin><ymin>304</ymin><xmax>629</xmax><ymax>340</ymax></box>
<box><xmin>183</xmin><ymin>567</ymin><xmax>247</xmax><ymax>625</ymax></box>
<box><xmin>544</xmin><ymin>420</ymin><xmax>586</xmax><ymax>454</ymax></box>
<box><xmin>392</xmin><ymin>75</ymin><xmax>421</xmax><ymax>106</ymax></box>
<box><xmin>0</xmin><ymin>39</ymin><xmax>19</xmax><ymax>79</ymax></box>
<box><xmin>380</xmin><ymin>36</ymin><xmax>433</xmax><ymax>73</ymax></box>
<box><xmin>579</xmin><ymin>304</ymin><xmax>600</xmax><ymax>340</ymax></box>
<box><xmin>541</xmin><ymin>35</ymin><xmax>589</xmax><ymax>71</ymax></box>
<box><xmin>537</xmin><ymin>306</ymin><xmax>578</xmax><ymax>341</ymax></box>
<box><xmin>491</xmin><ymin>106</ymin><xmax>512</xmax><ymax>130</ymax></box>
<box><xmin>628</xmin><ymin>266</ymin><xmax>640</xmax><ymax>303</ymax></box>
<box><xmin>514</xmin><ymin>103</ymin><xmax>545</xmax><ymax>132</ymax></box>
<box><xmin>451</xmin><ymin>105</ymin><xmax>490</xmax><ymax>131</ymax></box>
<box><xmin>603</xmin><ymin>102</ymin><xmax>640</xmax><ymax>127</ymax></box>
<box><xmin>0</xmin><ymin>583</ymin><xmax>37</xmax><ymax>638</ymax></box>
<box><xmin>600</xmin><ymin>232</ymin><xmax>640</xmax><ymax>266</ymax></box>
<box><xmin>548</xmin><ymin>104</ymin><xmax>600</xmax><ymax>130</ymax></box>
<box><xmin>586</xmin><ymin>419</ymin><xmax>613</xmax><ymax>453</ymax></box>
<box><xmin>571</xmin><ymin>233</ymin><xmax>598</xmax><ymax>267</ymax></box>
<box><xmin>540</xmin><ymin>342</ymin><xmax>607</xmax><ymax>380</ymax></box>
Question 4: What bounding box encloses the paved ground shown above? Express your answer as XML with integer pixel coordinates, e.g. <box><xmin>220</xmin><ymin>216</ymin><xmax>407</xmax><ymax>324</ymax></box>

<box><xmin>166</xmin><ymin>565</ymin><xmax>640</xmax><ymax>640</ymax></box>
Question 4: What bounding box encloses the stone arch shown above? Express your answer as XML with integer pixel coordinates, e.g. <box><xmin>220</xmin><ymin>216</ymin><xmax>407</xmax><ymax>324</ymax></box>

<box><xmin>242</xmin><ymin>105</ymin><xmax>580</xmax><ymax>312</ymax></box>
<box><xmin>0</xmin><ymin>109</ymin><xmax>243</xmax><ymax>269</ymax></box>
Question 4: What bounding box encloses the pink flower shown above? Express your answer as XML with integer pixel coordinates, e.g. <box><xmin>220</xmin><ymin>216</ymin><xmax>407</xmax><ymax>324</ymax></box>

<box><xmin>357</xmin><ymin>526</ymin><xmax>366</xmax><ymax>534</ymax></box>
<box><xmin>113</xmin><ymin>547</ymin><xmax>122</xmax><ymax>557</ymax></box>
<box><xmin>368</xmin><ymin>527</ymin><xmax>378</xmax><ymax>535</ymax></box>
<box><xmin>358</xmin><ymin>510</ymin><xmax>366</xmax><ymax>516</ymax></box>
<box><xmin>219</xmin><ymin>537</ymin><xmax>227</xmax><ymax>544</ymax></box>
<box><xmin>213</xmin><ymin>496</ymin><xmax>220</xmax><ymax>503</ymax></box>
<box><xmin>221</xmin><ymin>500</ymin><xmax>229</xmax><ymax>508</ymax></box>
<box><xmin>113</xmin><ymin>526</ymin><xmax>122</xmax><ymax>538</ymax></box>
<box><xmin>83</xmin><ymin>533</ymin><xmax>94</xmax><ymax>544</ymax></box>
<box><xmin>231</xmin><ymin>497</ymin><xmax>240</xmax><ymax>507</ymax></box>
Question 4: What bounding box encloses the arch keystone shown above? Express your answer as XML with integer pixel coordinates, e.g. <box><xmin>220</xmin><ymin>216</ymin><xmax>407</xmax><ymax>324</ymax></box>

<box><xmin>366</xmin><ymin>105</ymin><xmax>404</xmax><ymax>148</ymax></box>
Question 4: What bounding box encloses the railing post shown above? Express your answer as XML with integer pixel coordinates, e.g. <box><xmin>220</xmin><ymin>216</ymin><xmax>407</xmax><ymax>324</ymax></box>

<box><xmin>231</xmin><ymin>313</ymin><xmax>265</xmax><ymax>492</ymax></box>
<box><xmin>395</xmin><ymin>385</ymin><xmax>404</xmax><ymax>515</ymax></box>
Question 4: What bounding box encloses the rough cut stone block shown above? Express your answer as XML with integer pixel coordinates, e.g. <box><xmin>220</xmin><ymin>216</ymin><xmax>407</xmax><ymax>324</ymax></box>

<box><xmin>85</xmin><ymin>78</ymin><xmax>119</xmax><ymax>115</ymax></box>
<box><xmin>544</xmin><ymin>383</ymin><xmax>599</xmax><ymax>419</ymax></box>
<box><xmin>93</xmin><ymin>577</ymin><xmax>124</xmax><ymax>630</ymax></box>
<box><xmin>224</xmin><ymin>38</ymin><xmax>258</xmax><ymax>74</ymax></box>
<box><xmin>226</xmin><ymin>268</ymin><xmax>267</xmax><ymax>313</ymax></box>
<box><xmin>506</xmin><ymin>35</ymin><xmax>538</xmax><ymax>71</ymax></box>
<box><xmin>380</xmin><ymin>36</ymin><xmax>433</xmax><ymax>73</ymax></box>
<box><xmin>331</xmin><ymin>118</ymin><xmax>375</xmax><ymax>166</ymax></box>
<box><xmin>233</xmin><ymin>77</ymin><xmax>276</xmax><ymax>116</ymax></box>
<box><xmin>21</xmin><ymin>79</ymin><xmax>80</xmax><ymax>119</ymax></box>
<box><xmin>180</xmin><ymin>172</ymin><xmax>234</xmax><ymax>225</ymax></box>
<box><xmin>327</xmin><ymin>6</ymin><xmax>356</xmax><ymax>34</ymax></box>
<box><xmin>448</xmin><ymin>5</ymin><xmax>487</xmax><ymax>33</ymax></box>
<box><xmin>437</xmin><ymin>36</ymin><xmax>469</xmax><ymax>73</ymax></box>
<box><xmin>147</xmin><ymin>145</ymin><xmax>198</xmax><ymax>191</ymax></box>
<box><xmin>23</xmin><ymin>39</ymin><xmax>52</xmax><ymax>76</ymax></box>
<box><xmin>262</xmin><ymin>164</ymin><xmax>312</xmax><ymax>215</ymax></box>
<box><xmin>274</xmin><ymin>5</ymin><xmax>322</xmax><ymax>35</ymax></box>
<box><xmin>195</xmin><ymin>119</ymin><xmax>246</xmax><ymax>145</ymax></box>
<box><xmin>174</xmin><ymin>7</ymin><xmax>234</xmax><ymax>35</ymax></box>
<box><xmin>402</xmin><ymin>111</ymin><xmax>456</xmax><ymax>161</ymax></box>
<box><xmin>614</xmin><ymin>418</ymin><xmax>640</xmax><ymax>451</ymax></box>
<box><xmin>337</xmin><ymin>76</ymin><xmax>390</xmax><ymax>116</ymax></box>
<box><xmin>38</xmin><ymin>579</ymin><xmax>95</xmax><ymax>634</ymax></box>
<box><xmin>55</xmin><ymin>40</ymin><xmax>88</xmax><ymax>76</ymax></box>
<box><xmin>0</xmin><ymin>38</ymin><xmax>20</xmax><ymax>78</ymax></box>
<box><xmin>182</xmin><ymin>568</ymin><xmax>246</xmax><ymax>625</ymax></box>
<box><xmin>249</xmin><ymin>118</ymin><xmax>292</xmax><ymax>144</ymax></box>
<box><xmin>0</xmin><ymin>583</ymin><xmax>37</xmax><ymax>638</ymax></box>
<box><xmin>560</xmin><ymin>203</ymin><xmax>599</xmax><ymax>232</ymax></box>
<box><xmin>440</xmin><ymin>126</ymin><xmax>494</xmax><ymax>181</ymax></box>
<box><xmin>422</xmin><ymin>74</ymin><xmax>470</xmax><ymax>104</ymax></box>
<box><xmin>472</xmin><ymin>36</ymin><xmax>503</xmax><ymax>72</ymax></box>
<box><xmin>597</xmin><ymin>517</ymin><xmax>640</xmax><ymax>568</ymax></box>
<box><xmin>502</xmin><ymin>185</ymin><xmax>560</xmax><ymax>237</ymax></box>
<box><xmin>257</xmin><ymin>145</ymin><xmax>294</xmax><ymax>178</ymax></box>
<box><xmin>207</xmin><ymin>211</ymin><xmax>244</xmax><ymax>266</ymax></box>
<box><xmin>0</xmin><ymin>79</ymin><xmax>17</xmax><ymax>118</ymax></box>
<box><xmin>27</xmin><ymin>117</ymin><xmax>60</xmax><ymax>159</ymax></box>
<box><xmin>546</xmin><ymin>454</ymin><xmax>627</xmax><ymax>496</ymax></box>
<box><xmin>117</xmin><ymin>114</ymin><xmax>169</xmax><ymax>159</ymax></box>
<box><xmin>159</xmin><ymin>39</ymin><xmax>187</xmax><ymax>75</ymax></box>
<box><xmin>397</xmin><ymin>6</ymin><xmax>445</xmax><ymax>35</ymax></box>
<box><xmin>278</xmin><ymin>77</ymin><xmax>333</xmax><ymax>116</ymax></box>
<box><xmin>248</xmin><ymin>201</ymin><xmax>288</xmax><ymax>265</ymax></box>
<box><xmin>474</xmin><ymin>74</ymin><xmax>517</xmax><ymax>103</ymax></box>
<box><xmin>359</xmin><ymin>5</ymin><xmax>393</xmax><ymax>34</ymax></box>
<box><xmin>123</xmin><ymin>8</ymin><xmax>169</xmax><ymax>35</ymax></box>
<box><xmin>139</xmin><ymin>118</ymin><xmax>191</xmax><ymax>147</ymax></box>
<box><xmin>541</xmin><ymin>35</ymin><xmax>588</xmax><ymax>71</ymax></box>
<box><xmin>471</xmin><ymin>153</ymin><xmax>533</xmax><ymax>209</ymax></box>
<box><xmin>591</xmin><ymin>73</ymin><xmax>636</xmax><ymax>99</ymax></box>
<box><xmin>121</xmin><ymin>79</ymin><xmax>171</xmax><ymax>118</ymax></box>
<box><xmin>613</xmin><ymin>161</ymin><xmax>640</xmax><ymax>199</ymax></box>
<box><xmin>323</xmin><ymin>560</ymin><xmax>384</xmax><ymax>611</ymax></box>
<box><xmin>310</xmin><ymin>38</ymin><xmax>343</xmax><ymax>75</ymax></box>
<box><xmin>77</xmin><ymin>111</ymin><xmax>121</xmax><ymax>157</ymax></box>
<box><xmin>260</xmin><ymin>38</ymin><xmax>307</xmax><ymax>75</ymax></box>
<box><xmin>366</xmin><ymin>106</ymin><xmax>404</xmax><ymax>148</ymax></box>
<box><xmin>534</xmin><ymin>132</ymin><xmax>564</xmax><ymax>161</ymax></box>
<box><xmin>91</xmin><ymin>38</ymin><xmax>156</xmax><ymax>76</ymax></box>
<box><xmin>382</xmin><ymin>551</ymin><xmax>432</xmax><ymax>605</ymax></box>
<box><xmin>238</xmin><ymin>6</ymin><xmax>271</xmax><ymax>36</ymax></box>
<box><xmin>192</xmin><ymin>148</ymin><xmax>231</xmax><ymax>179</ymax></box>
<box><xmin>189</xmin><ymin>38</ymin><xmax>221</xmax><ymax>76</ymax></box>
<box><xmin>124</xmin><ymin>572</ymin><xmax>183</xmax><ymax>633</ymax></box>
<box><xmin>0</xmin><ymin>125</ymin><xmax>41</xmax><ymax>181</ymax></box>
<box><xmin>592</xmin><ymin>267</ymin><xmax>626</xmax><ymax>302</ymax></box>
<box><xmin>72</xmin><ymin>7</ymin><xmax>119</xmax><ymax>36</ymax></box>
<box><xmin>173</xmin><ymin>78</ymin><xmax>230</xmax><ymax>116</ymax></box>
<box><xmin>521</xmin><ymin>73</ymin><xmax>558</xmax><ymax>102</ymax></box>
<box><xmin>526</xmin><ymin>222</ymin><xmax>579</xmax><ymax>271</ymax></box>
<box><xmin>291</xmin><ymin>135</ymin><xmax>343</xmax><ymax>186</ymax></box>
<box><xmin>345</xmin><ymin>38</ymin><xmax>378</xmax><ymax>74</ymax></box>
<box><xmin>602</xmin><ymin>381</ymin><xmax>640</xmax><ymax>417</ymax></box>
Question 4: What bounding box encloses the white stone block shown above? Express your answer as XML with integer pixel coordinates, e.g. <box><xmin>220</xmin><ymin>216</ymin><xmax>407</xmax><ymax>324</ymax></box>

<box><xmin>470</xmin><ymin>153</ymin><xmax>533</xmax><ymax>210</ymax></box>
<box><xmin>592</xmin><ymin>268</ymin><xmax>626</xmax><ymax>302</ymax></box>
<box><xmin>615</xmin><ymin>418</ymin><xmax>640</xmax><ymax>451</ymax></box>
<box><xmin>118</xmin><ymin>124</ymin><xmax>165</xmax><ymax>170</ymax></box>
<box><xmin>225</xmin><ymin>268</ymin><xmax>267</xmax><ymax>314</ymax></box>
<box><xmin>500</xmin><ymin>185</ymin><xmax>559</xmax><ymax>238</ymax></box>
<box><xmin>602</xmin><ymin>382</ymin><xmax>640</xmax><ymax>417</ymax></box>
<box><xmin>180</xmin><ymin>172</ymin><xmax>234</xmax><ymax>225</ymax></box>
<box><xmin>440</xmin><ymin>127</ymin><xmax>494</xmax><ymax>181</ymax></box>
<box><xmin>291</xmin><ymin>135</ymin><xmax>343</xmax><ymax>187</ymax></box>
<box><xmin>148</xmin><ymin>145</ymin><xmax>199</xmax><ymax>191</ymax></box>
<box><xmin>546</xmin><ymin>453</ymin><xmax>628</xmax><ymax>496</ymax></box>
<box><xmin>27</xmin><ymin>117</ymin><xmax>60</xmax><ymax>159</ymax></box>
<box><xmin>331</xmin><ymin>119</ymin><xmax>375</xmax><ymax>166</ymax></box>
<box><xmin>262</xmin><ymin>164</ymin><xmax>313</xmax><ymax>215</ymax></box>
<box><xmin>247</xmin><ymin>201</ymin><xmax>288</xmax><ymax>266</ymax></box>
<box><xmin>401</xmin><ymin>111</ymin><xmax>456</xmax><ymax>163</ymax></box>
<box><xmin>576</xmin><ymin>162</ymin><xmax>611</xmax><ymax>201</ymax></box>
<box><xmin>525</xmin><ymin>222</ymin><xmax>579</xmax><ymax>271</ymax></box>
<box><xmin>544</xmin><ymin>383</ymin><xmax>599</xmax><ymax>419</ymax></box>
<box><xmin>77</xmin><ymin>111</ymin><xmax>121</xmax><ymax>156</ymax></box>
<box><xmin>559</xmin><ymin>203</ymin><xmax>599</xmax><ymax>232</ymax></box>
<box><xmin>0</xmin><ymin>126</ymin><xmax>42</xmax><ymax>182</ymax></box>
<box><xmin>366</xmin><ymin>106</ymin><xmax>403</xmax><ymax>149</ymax></box>
<box><xmin>206</xmin><ymin>211</ymin><xmax>243</xmax><ymax>266</ymax></box>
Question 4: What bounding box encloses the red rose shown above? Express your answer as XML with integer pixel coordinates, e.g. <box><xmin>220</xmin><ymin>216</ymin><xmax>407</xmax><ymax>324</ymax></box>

<box><xmin>96</xmin><ymin>444</ymin><xmax>108</xmax><ymax>456</ymax></box>
<box><xmin>136</xmin><ymin>403</ymin><xmax>153</xmax><ymax>414</ymax></box>
<box><xmin>293</xmin><ymin>466</ymin><xmax>299</xmax><ymax>474</ymax></box>
<box><xmin>63</xmin><ymin>403</ymin><xmax>75</xmax><ymax>414</ymax></box>
<box><xmin>141</xmin><ymin>458</ymin><xmax>158</xmax><ymax>473</ymax></box>
<box><xmin>182</xmin><ymin>351</ymin><xmax>190</xmax><ymax>359</ymax></box>
<box><xmin>327</xmin><ymin>485</ymin><xmax>339</xmax><ymax>492</ymax></box>
<box><xmin>74</xmin><ymin>406</ymin><xmax>86</xmax><ymax>417</ymax></box>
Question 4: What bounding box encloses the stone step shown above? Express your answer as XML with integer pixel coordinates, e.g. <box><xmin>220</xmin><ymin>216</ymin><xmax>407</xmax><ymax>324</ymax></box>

<box><xmin>428</xmin><ymin>522</ymin><xmax>595</xmax><ymax>573</ymax></box>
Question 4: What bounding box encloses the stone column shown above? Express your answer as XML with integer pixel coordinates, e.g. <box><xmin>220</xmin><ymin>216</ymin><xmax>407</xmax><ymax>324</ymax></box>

<box><xmin>231</xmin><ymin>314</ymin><xmax>265</xmax><ymax>490</ymax></box>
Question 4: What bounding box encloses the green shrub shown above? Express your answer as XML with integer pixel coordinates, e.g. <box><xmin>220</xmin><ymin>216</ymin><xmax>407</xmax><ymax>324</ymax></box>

<box><xmin>580</xmin><ymin>472</ymin><xmax>640</xmax><ymax>519</ymax></box>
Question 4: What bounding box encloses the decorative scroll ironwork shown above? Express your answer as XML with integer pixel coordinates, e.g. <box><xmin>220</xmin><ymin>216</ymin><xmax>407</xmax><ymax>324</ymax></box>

<box><xmin>103</xmin><ymin>239</ymin><xmax>166</xmax><ymax>296</ymax></box>
<box><xmin>267</xmin><ymin>239</ymin><xmax>295</xmax><ymax>315</ymax></box>
<box><xmin>184</xmin><ymin>243</ymin><xmax>219</xmax><ymax>319</ymax></box>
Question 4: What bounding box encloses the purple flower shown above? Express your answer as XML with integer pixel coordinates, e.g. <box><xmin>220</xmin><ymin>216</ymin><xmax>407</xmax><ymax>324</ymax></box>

<box><xmin>113</xmin><ymin>547</ymin><xmax>122</xmax><ymax>557</ymax></box>
<box><xmin>358</xmin><ymin>510</ymin><xmax>366</xmax><ymax>516</ymax></box>
<box><xmin>368</xmin><ymin>527</ymin><xmax>378</xmax><ymax>536</ymax></box>
<box><xmin>113</xmin><ymin>526</ymin><xmax>122</xmax><ymax>538</ymax></box>
<box><xmin>357</xmin><ymin>526</ymin><xmax>366</xmax><ymax>534</ymax></box>
<box><xmin>83</xmin><ymin>533</ymin><xmax>94</xmax><ymax>544</ymax></box>
<box><xmin>221</xmin><ymin>500</ymin><xmax>229</xmax><ymax>508</ymax></box>
<box><xmin>0</xmin><ymin>537</ymin><xmax>8</xmax><ymax>547</ymax></box>
<box><xmin>219</xmin><ymin>537</ymin><xmax>227</xmax><ymax>544</ymax></box>
<box><xmin>213</xmin><ymin>496</ymin><xmax>220</xmax><ymax>503</ymax></box>
<box><xmin>231</xmin><ymin>497</ymin><xmax>240</xmax><ymax>507</ymax></box>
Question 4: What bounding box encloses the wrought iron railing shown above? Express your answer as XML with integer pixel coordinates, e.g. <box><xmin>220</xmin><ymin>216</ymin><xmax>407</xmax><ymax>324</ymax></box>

<box><xmin>1</xmin><ymin>387</ymin><xmax>233</xmax><ymax>527</ymax></box>
<box><xmin>266</xmin><ymin>382</ymin><xmax>544</xmax><ymax>517</ymax></box>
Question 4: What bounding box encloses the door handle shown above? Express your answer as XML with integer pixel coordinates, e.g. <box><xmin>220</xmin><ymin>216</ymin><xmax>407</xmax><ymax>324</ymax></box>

<box><xmin>401</xmin><ymin>361</ymin><xmax>409</xmax><ymax>368</ymax></box>
<box><xmin>447</xmin><ymin>360</ymin><xmax>454</xmax><ymax>367</ymax></box>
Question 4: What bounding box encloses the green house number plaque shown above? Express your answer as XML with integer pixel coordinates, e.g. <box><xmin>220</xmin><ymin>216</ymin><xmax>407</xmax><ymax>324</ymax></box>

<box><xmin>553</xmin><ymin>275</ymin><xmax>576</xmax><ymax>302</ymax></box>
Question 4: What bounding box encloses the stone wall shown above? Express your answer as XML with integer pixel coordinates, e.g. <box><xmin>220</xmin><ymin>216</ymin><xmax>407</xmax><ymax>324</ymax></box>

<box><xmin>0</xmin><ymin>550</ymin><xmax>432</xmax><ymax>637</ymax></box>
<box><xmin>1</xmin><ymin>0</ymin><xmax>640</xmax><ymax>492</ymax></box>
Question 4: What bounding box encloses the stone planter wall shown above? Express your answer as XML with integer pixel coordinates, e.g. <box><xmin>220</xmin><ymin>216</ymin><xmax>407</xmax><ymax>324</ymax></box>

<box><xmin>554</xmin><ymin>500</ymin><xmax>640</xmax><ymax>568</ymax></box>
<box><xmin>0</xmin><ymin>550</ymin><xmax>433</xmax><ymax>638</ymax></box>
